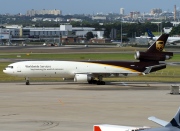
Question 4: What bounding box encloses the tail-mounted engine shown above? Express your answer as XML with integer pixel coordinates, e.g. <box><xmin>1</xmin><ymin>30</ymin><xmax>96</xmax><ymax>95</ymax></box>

<box><xmin>134</xmin><ymin>51</ymin><xmax>173</xmax><ymax>61</ymax></box>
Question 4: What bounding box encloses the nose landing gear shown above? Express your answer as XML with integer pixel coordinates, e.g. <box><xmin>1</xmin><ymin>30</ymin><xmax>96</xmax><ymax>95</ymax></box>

<box><xmin>25</xmin><ymin>77</ymin><xmax>30</xmax><ymax>85</ymax></box>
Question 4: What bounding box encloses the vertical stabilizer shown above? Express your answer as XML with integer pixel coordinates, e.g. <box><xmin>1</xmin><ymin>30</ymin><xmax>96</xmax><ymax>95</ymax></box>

<box><xmin>146</xmin><ymin>28</ymin><xmax>155</xmax><ymax>38</ymax></box>
<box><xmin>165</xmin><ymin>107</ymin><xmax>180</xmax><ymax>127</ymax></box>
<box><xmin>146</xmin><ymin>34</ymin><xmax>169</xmax><ymax>53</ymax></box>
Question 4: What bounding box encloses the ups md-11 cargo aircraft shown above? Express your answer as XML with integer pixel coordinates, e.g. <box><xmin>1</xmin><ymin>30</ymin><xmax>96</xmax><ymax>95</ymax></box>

<box><xmin>3</xmin><ymin>34</ymin><xmax>173</xmax><ymax>85</ymax></box>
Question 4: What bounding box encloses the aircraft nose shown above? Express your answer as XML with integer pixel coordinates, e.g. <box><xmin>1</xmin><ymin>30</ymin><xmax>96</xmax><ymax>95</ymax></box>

<box><xmin>3</xmin><ymin>69</ymin><xmax>7</xmax><ymax>74</ymax></box>
<box><xmin>3</xmin><ymin>69</ymin><xmax>11</xmax><ymax>74</ymax></box>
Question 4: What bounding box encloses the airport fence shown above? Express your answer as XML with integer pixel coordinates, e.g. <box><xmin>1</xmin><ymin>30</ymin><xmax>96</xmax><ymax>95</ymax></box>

<box><xmin>152</xmin><ymin>70</ymin><xmax>180</xmax><ymax>76</ymax></box>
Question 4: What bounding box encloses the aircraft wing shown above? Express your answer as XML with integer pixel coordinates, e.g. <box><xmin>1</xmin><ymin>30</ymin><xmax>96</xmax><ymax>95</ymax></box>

<box><xmin>148</xmin><ymin>116</ymin><xmax>169</xmax><ymax>127</ymax></box>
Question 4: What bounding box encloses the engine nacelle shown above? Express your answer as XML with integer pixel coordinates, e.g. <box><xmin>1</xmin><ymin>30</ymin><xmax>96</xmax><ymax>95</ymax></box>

<box><xmin>134</xmin><ymin>51</ymin><xmax>173</xmax><ymax>61</ymax></box>
<box><xmin>74</xmin><ymin>74</ymin><xmax>92</xmax><ymax>82</ymax></box>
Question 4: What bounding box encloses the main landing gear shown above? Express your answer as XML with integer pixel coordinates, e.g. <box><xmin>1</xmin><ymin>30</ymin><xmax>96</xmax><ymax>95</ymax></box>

<box><xmin>88</xmin><ymin>76</ymin><xmax>106</xmax><ymax>85</ymax></box>
<box><xmin>25</xmin><ymin>77</ymin><xmax>30</xmax><ymax>85</ymax></box>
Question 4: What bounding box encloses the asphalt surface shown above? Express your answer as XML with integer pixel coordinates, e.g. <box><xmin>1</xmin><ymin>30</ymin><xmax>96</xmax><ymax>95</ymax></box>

<box><xmin>0</xmin><ymin>82</ymin><xmax>179</xmax><ymax>131</ymax></box>
<box><xmin>0</xmin><ymin>45</ymin><xmax>180</xmax><ymax>131</ymax></box>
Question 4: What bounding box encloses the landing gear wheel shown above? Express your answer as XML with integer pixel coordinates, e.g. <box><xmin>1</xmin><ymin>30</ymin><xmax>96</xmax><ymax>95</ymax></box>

<box><xmin>25</xmin><ymin>77</ymin><xmax>30</xmax><ymax>85</ymax></box>
<box><xmin>97</xmin><ymin>81</ymin><xmax>101</xmax><ymax>85</ymax></box>
<box><xmin>88</xmin><ymin>80</ymin><xmax>97</xmax><ymax>84</ymax></box>
<box><xmin>26</xmin><ymin>80</ymin><xmax>30</xmax><ymax>85</ymax></box>
<box><xmin>88</xmin><ymin>80</ymin><xmax>92</xmax><ymax>84</ymax></box>
<box><xmin>102</xmin><ymin>81</ymin><xmax>106</xmax><ymax>85</ymax></box>
<box><xmin>92</xmin><ymin>80</ymin><xmax>97</xmax><ymax>84</ymax></box>
<box><xmin>97</xmin><ymin>81</ymin><xmax>106</xmax><ymax>85</ymax></box>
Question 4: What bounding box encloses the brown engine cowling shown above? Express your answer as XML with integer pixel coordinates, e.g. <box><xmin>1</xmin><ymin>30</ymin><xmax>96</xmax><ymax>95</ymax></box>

<box><xmin>134</xmin><ymin>51</ymin><xmax>173</xmax><ymax>61</ymax></box>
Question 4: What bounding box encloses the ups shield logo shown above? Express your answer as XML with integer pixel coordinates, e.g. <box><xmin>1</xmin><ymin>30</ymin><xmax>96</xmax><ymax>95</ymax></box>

<box><xmin>156</xmin><ymin>41</ymin><xmax>164</xmax><ymax>51</ymax></box>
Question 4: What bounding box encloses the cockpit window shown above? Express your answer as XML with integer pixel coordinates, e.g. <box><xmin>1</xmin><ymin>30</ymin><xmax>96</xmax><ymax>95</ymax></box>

<box><xmin>7</xmin><ymin>66</ymin><xmax>13</xmax><ymax>69</ymax></box>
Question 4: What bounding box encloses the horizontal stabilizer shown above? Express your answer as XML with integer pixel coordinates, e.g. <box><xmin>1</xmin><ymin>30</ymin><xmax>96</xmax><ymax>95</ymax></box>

<box><xmin>143</xmin><ymin>64</ymin><xmax>166</xmax><ymax>74</ymax></box>
<box><xmin>148</xmin><ymin>116</ymin><xmax>169</xmax><ymax>127</ymax></box>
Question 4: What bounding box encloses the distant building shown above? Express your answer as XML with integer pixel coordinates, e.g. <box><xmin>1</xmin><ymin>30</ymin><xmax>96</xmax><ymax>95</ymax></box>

<box><xmin>0</xmin><ymin>29</ymin><xmax>11</xmax><ymax>40</ymax></box>
<box><xmin>171</xmin><ymin>21</ymin><xmax>180</xmax><ymax>27</ymax></box>
<box><xmin>159</xmin><ymin>12</ymin><xmax>174</xmax><ymax>20</ymax></box>
<box><xmin>110</xmin><ymin>28</ymin><xmax>117</xmax><ymax>40</ymax></box>
<box><xmin>32</xmin><ymin>17</ymin><xmax>64</xmax><ymax>22</ymax></box>
<box><xmin>60</xmin><ymin>25</ymin><xmax>72</xmax><ymax>31</ymax></box>
<box><xmin>89</xmin><ymin>38</ymin><xmax>110</xmax><ymax>44</ymax></box>
<box><xmin>67</xmin><ymin>18</ymin><xmax>82</xmax><ymax>22</ymax></box>
<box><xmin>174</xmin><ymin>5</ymin><xmax>177</xmax><ymax>21</ymax></box>
<box><xmin>1</xmin><ymin>25</ymin><xmax>104</xmax><ymax>41</ymax></box>
<box><xmin>5</xmin><ymin>25</ymin><xmax>22</xmax><ymax>29</ymax></box>
<box><xmin>151</xmin><ymin>8</ymin><xmax>162</xmax><ymax>15</ymax></box>
<box><xmin>76</xmin><ymin>31</ymin><xmax>104</xmax><ymax>39</ymax></box>
<box><xmin>43</xmin><ymin>18</ymin><xmax>53</xmax><ymax>22</ymax></box>
<box><xmin>32</xmin><ymin>18</ymin><xmax>43</xmax><ymax>22</ymax></box>
<box><xmin>120</xmin><ymin>8</ymin><xmax>124</xmax><ymax>15</ymax></box>
<box><xmin>130</xmin><ymin>11</ymin><xmax>140</xmax><ymax>19</ymax></box>
<box><xmin>26</xmin><ymin>9</ymin><xmax>62</xmax><ymax>16</ymax></box>
<box><xmin>92</xmin><ymin>16</ymin><xmax>106</xmax><ymax>20</ymax></box>
<box><xmin>175</xmin><ymin>11</ymin><xmax>180</xmax><ymax>20</ymax></box>
<box><xmin>61</xmin><ymin>36</ymin><xmax>86</xmax><ymax>44</ymax></box>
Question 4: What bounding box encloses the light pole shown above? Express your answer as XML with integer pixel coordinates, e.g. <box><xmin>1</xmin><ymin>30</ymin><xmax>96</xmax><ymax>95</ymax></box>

<box><xmin>160</xmin><ymin>22</ymin><xmax>162</xmax><ymax>35</ymax></box>
<box><xmin>0</xmin><ymin>18</ymin><xmax>2</xmax><ymax>45</ymax></box>
<box><xmin>157</xmin><ymin>23</ymin><xmax>159</xmax><ymax>35</ymax></box>
<box><xmin>121</xmin><ymin>21</ymin><xmax>122</xmax><ymax>47</ymax></box>
<box><xmin>59</xmin><ymin>24</ymin><xmax>61</xmax><ymax>46</ymax></box>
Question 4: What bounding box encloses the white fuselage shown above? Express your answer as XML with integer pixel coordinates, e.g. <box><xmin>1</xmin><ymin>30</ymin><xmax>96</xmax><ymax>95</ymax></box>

<box><xmin>3</xmin><ymin>61</ymin><xmax>140</xmax><ymax>79</ymax></box>
<box><xmin>152</xmin><ymin>36</ymin><xmax>180</xmax><ymax>43</ymax></box>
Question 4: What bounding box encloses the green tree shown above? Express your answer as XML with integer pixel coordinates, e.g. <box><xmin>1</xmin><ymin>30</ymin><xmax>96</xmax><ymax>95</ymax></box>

<box><xmin>170</xmin><ymin>25</ymin><xmax>180</xmax><ymax>36</ymax></box>
<box><xmin>86</xmin><ymin>32</ymin><xmax>94</xmax><ymax>41</ymax></box>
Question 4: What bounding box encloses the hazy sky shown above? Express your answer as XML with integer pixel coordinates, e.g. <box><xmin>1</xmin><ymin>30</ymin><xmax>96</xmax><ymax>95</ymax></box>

<box><xmin>0</xmin><ymin>0</ymin><xmax>179</xmax><ymax>15</ymax></box>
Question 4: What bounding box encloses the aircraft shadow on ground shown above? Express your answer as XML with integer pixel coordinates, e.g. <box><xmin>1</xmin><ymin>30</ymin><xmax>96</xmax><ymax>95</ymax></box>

<box><xmin>17</xmin><ymin>81</ymin><xmax>169</xmax><ymax>90</ymax></box>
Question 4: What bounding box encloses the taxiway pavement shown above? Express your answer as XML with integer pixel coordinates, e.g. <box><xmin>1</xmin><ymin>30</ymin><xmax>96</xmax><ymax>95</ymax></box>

<box><xmin>0</xmin><ymin>82</ymin><xmax>179</xmax><ymax>131</ymax></box>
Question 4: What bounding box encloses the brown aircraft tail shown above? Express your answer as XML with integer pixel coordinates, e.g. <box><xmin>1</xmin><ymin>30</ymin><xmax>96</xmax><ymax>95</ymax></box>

<box><xmin>146</xmin><ymin>34</ymin><xmax>169</xmax><ymax>53</ymax></box>
<box><xmin>134</xmin><ymin>34</ymin><xmax>173</xmax><ymax>62</ymax></box>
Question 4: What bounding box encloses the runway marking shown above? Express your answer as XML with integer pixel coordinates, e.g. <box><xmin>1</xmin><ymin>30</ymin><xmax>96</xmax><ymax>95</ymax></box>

<box><xmin>1</xmin><ymin>114</ymin><xmax>18</xmax><ymax>117</ymax></box>
<box><xmin>58</xmin><ymin>99</ymin><xmax>64</xmax><ymax>105</ymax></box>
